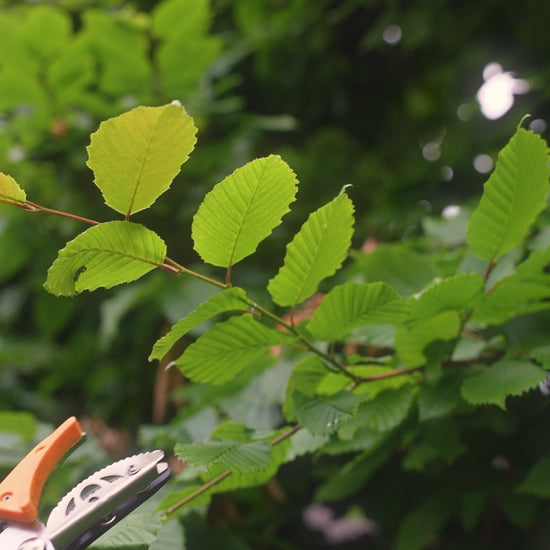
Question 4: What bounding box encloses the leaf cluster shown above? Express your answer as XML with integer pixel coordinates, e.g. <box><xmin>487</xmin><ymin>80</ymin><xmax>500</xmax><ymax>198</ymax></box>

<box><xmin>3</xmin><ymin>106</ymin><xmax>550</xmax><ymax>549</ymax></box>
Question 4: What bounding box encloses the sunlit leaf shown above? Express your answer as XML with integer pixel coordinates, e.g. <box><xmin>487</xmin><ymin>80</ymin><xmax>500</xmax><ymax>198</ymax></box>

<box><xmin>149</xmin><ymin>287</ymin><xmax>250</xmax><ymax>361</ymax></box>
<box><xmin>293</xmin><ymin>390</ymin><xmax>362</xmax><ymax>436</ymax></box>
<box><xmin>192</xmin><ymin>155</ymin><xmax>298</xmax><ymax>268</ymax></box>
<box><xmin>87</xmin><ymin>103</ymin><xmax>197</xmax><ymax>217</ymax></box>
<box><xmin>307</xmin><ymin>282</ymin><xmax>408</xmax><ymax>342</ymax></box>
<box><xmin>176</xmin><ymin>315</ymin><xmax>296</xmax><ymax>384</ymax></box>
<box><xmin>0</xmin><ymin>172</ymin><xmax>26</xmax><ymax>206</ymax></box>
<box><xmin>461</xmin><ymin>360</ymin><xmax>545</xmax><ymax>409</ymax></box>
<box><xmin>175</xmin><ymin>440</ymin><xmax>271</xmax><ymax>474</ymax></box>
<box><xmin>467</xmin><ymin>128</ymin><xmax>550</xmax><ymax>262</ymax></box>
<box><xmin>268</xmin><ymin>192</ymin><xmax>354</xmax><ymax>307</ymax></box>
<box><xmin>44</xmin><ymin>221</ymin><xmax>166</xmax><ymax>296</ymax></box>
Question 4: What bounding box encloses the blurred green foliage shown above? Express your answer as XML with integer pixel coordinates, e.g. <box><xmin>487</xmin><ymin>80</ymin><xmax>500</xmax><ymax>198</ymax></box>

<box><xmin>3</xmin><ymin>1</ymin><xmax>550</xmax><ymax>549</ymax></box>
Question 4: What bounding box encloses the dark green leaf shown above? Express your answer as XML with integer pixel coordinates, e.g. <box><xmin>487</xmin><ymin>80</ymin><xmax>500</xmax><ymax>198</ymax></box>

<box><xmin>518</xmin><ymin>457</ymin><xmax>550</xmax><ymax>498</ymax></box>
<box><xmin>461</xmin><ymin>360</ymin><xmax>546</xmax><ymax>409</ymax></box>
<box><xmin>396</xmin><ymin>493</ymin><xmax>453</xmax><ymax>550</ymax></box>
<box><xmin>395</xmin><ymin>310</ymin><xmax>461</xmax><ymax>366</ymax></box>
<box><xmin>293</xmin><ymin>390</ymin><xmax>362</xmax><ymax>436</ymax></box>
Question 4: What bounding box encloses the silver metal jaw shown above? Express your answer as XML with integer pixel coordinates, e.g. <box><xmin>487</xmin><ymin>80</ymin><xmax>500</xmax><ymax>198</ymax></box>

<box><xmin>0</xmin><ymin>520</ymin><xmax>54</xmax><ymax>550</ymax></box>
<box><xmin>45</xmin><ymin>451</ymin><xmax>170</xmax><ymax>550</ymax></box>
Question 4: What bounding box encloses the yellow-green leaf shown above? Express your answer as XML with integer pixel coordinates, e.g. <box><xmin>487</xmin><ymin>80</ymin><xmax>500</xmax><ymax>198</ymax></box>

<box><xmin>87</xmin><ymin>103</ymin><xmax>197</xmax><ymax>217</ymax></box>
<box><xmin>0</xmin><ymin>172</ymin><xmax>26</xmax><ymax>206</ymax></box>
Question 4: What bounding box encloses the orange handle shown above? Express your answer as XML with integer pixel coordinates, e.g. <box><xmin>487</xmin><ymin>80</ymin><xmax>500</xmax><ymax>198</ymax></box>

<box><xmin>0</xmin><ymin>416</ymin><xmax>84</xmax><ymax>523</ymax></box>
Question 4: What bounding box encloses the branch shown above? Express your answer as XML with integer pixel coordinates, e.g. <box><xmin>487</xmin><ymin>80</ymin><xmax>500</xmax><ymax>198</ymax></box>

<box><xmin>12</xmin><ymin>199</ymin><xmax>229</xmax><ymax>289</ymax></box>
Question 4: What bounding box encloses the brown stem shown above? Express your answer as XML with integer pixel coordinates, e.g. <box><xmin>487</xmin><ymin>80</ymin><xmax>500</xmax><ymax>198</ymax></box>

<box><xmin>24</xmin><ymin>201</ymin><xmax>101</xmax><ymax>225</ymax></box>
<box><xmin>358</xmin><ymin>365</ymin><xmax>423</xmax><ymax>382</ymax></box>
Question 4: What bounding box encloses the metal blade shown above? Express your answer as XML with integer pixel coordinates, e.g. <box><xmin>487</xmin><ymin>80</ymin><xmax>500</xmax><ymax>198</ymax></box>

<box><xmin>45</xmin><ymin>451</ymin><xmax>170</xmax><ymax>550</ymax></box>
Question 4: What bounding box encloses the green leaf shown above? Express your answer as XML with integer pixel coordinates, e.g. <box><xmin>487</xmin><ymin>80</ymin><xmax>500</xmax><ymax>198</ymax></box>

<box><xmin>200</xmin><ymin>430</ymin><xmax>291</xmax><ymax>495</ymax></box>
<box><xmin>396</xmin><ymin>493</ymin><xmax>453</xmax><ymax>550</ymax></box>
<box><xmin>286</xmin><ymin>429</ymin><xmax>329</xmax><ymax>462</ymax></box>
<box><xmin>518</xmin><ymin>457</ymin><xmax>550</xmax><ymax>498</ymax></box>
<box><xmin>461</xmin><ymin>360</ymin><xmax>546</xmax><ymax>409</ymax></box>
<box><xmin>283</xmin><ymin>355</ymin><xmax>329</xmax><ymax>421</ymax></box>
<box><xmin>22</xmin><ymin>6</ymin><xmax>71</xmax><ymax>62</ymax></box>
<box><xmin>472</xmin><ymin>280</ymin><xmax>550</xmax><ymax>324</ymax></box>
<box><xmin>0</xmin><ymin>411</ymin><xmax>36</xmax><ymax>441</ymax></box>
<box><xmin>402</xmin><ymin>421</ymin><xmax>466</xmax><ymax>471</ymax></box>
<box><xmin>307</xmin><ymin>282</ymin><xmax>408</xmax><ymax>342</ymax></box>
<box><xmin>90</xmin><ymin>511</ymin><xmax>164</xmax><ymax>549</ymax></box>
<box><xmin>87</xmin><ymin>103</ymin><xmax>197</xmax><ymax>217</ymax></box>
<box><xmin>149</xmin><ymin>287</ymin><xmax>250</xmax><ymax>361</ymax></box>
<box><xmin>175</xmin><ymin>440</ymin><xmax>271</xmax><ymax>474</ymax></box>
<box><xmin>268</xmin><ymin>192</ymin><xmax>354</xmax><ymax>307</ymax></box>
<box><xmin>192</xmin><ymin>155</ymin><xmax>298</xmax><ymax>268</ymax></box>
<box><xmin>418</xmin><ymin>371</ymin><xmax>466</xmax><ymax>421</ymax></box>
<box><xmin>530</xmin><ymin>346</ymin><xmax>550</xmax><ymax>368</ymax></box>
<box><xmin>395</xmin><ymin>310</ymin><xmax>461</xmax><ymax>367</ymax></box>
<box><xmin>0</xmin><ymin>172</ymin><xmax>26</xmax><ymax>206</ymax></box>
<box><xmin>44</xmin><ymin>221</ymin><xmax>167</xmax><ymax>296</ymax></box>
<box><xmin>340</xmin><ymin>386</ymin><xmax>414</xmax><ymax>437</ymax></box>
<box><xmin>149</xmin><ymin>519</ymin><xmax>186</xmax><ymax>550</ymax></box>
<box><xmin>411</xmin><ymin>274</ymin><xmax>484</xmax><ymax>320</ymax></box>
<box><xmin>293</xmin><ymin>390</ymin><xmax>362</xmax><ymax>436</ymax></box>
<box><xmin>352</xmin><ymin>244</ymin><xmax>438</xmax><ymax>298</ymax></box>
<box><xmin>315</xmin><ymin>444</ymin><xmax>392</xmax><ymax>502</ymax></box>
<box><xmin>176</xmin><ymin>315</ymin><xmax>296</xmax><ymax>384</ymax></box>
<box><xmin>467</xmin><ymin>128</ymin><xmax>550</xmax><ymax>261</ymax></box>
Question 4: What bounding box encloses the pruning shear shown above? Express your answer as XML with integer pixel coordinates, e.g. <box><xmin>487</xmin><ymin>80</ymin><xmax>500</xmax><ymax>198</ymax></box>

<box><xmin>0</xmin><ymin>417</ymin><xmax>170</xmax><ymax>550</ymax></box>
